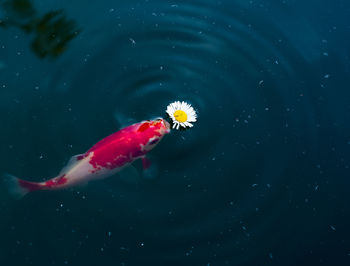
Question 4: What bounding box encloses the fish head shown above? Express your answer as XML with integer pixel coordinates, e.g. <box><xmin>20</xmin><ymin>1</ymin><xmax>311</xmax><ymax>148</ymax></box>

<box><xmin>152</xmin><ymin>117</ymin><xmax>171</xmax><ymax>135</ymax></box>
<box><xmin>136</xmin><ymin>118</ymin><xmax>170</xmax><ymax>151</ymax></box>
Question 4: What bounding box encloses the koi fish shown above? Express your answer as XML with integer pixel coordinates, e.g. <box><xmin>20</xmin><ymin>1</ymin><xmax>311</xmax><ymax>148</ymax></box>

<box><xmin>6</xmin><ymin>118</ymin><xmax>170</xmax><ymax>198</ymax></box>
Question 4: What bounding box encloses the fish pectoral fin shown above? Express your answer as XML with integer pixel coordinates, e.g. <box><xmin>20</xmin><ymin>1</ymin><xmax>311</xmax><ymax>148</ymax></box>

<box><xmin>59</xmin><ymin>153</ymin><xmax>85</xmax><ymax>175</ymax></box>
<box><xmin>114</xmin><ymin>113</ymin><xmax>138</xmax><ymax>128</ymax></box>
<box><xmin>118</xmin><ymin>165</ymin><xmax>141</xmax><ymax>185</ymax></box>
<box><xmin>140</xmin><ymin>155</ymin><xmax>158</xmax><ymax>180</ymax></box>
<box><xmin>141</xmin><ymin>156</ymin><xmax>152</xmax><ymax>170</ymax></box>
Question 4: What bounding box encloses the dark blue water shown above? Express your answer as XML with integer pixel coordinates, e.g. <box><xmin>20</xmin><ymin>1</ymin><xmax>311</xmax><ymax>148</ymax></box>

<box><xmin>1</xmin><ymin>0</ymin><xmax>350</xmax><ymax>265</ymax></box>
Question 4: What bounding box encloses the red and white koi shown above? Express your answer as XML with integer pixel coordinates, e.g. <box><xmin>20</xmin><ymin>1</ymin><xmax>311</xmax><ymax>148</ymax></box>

<box><xmin>7</xmin><ymin>118</ymin><xmax>170</xmax><ymax>198</ymax></box>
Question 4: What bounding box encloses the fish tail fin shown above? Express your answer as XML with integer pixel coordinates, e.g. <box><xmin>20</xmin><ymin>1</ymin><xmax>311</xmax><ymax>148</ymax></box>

<box><xmin>3</xmin><ymin>173</ymin><xmax>44</xmax><ymax>199</ymax></box>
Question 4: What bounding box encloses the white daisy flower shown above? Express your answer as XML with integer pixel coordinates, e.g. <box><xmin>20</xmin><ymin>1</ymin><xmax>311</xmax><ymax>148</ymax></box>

<box><xmin>166</xmin><ymin>101</ymin><xmax>197</xmax><ymax>130</ymax></box>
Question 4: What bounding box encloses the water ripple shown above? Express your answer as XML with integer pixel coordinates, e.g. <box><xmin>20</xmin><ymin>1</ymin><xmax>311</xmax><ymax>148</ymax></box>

<box><xmin>3</xmin><ymin>0</ymin><xmax>338</xmax><ymax>264</ymax></box>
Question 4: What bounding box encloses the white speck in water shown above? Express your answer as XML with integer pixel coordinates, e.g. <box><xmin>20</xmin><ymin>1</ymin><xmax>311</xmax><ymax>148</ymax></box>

<box><xmin>129</xmin><ymin>38</ymin><xmax>136</xmax><ymax>45</ymax></box>
<box><xmin>314</xmin><ymin>185</ymin><xmax>319</xmax><ymax>191</ymax></box>
<box><xmin>269</xmin><ymin>253</ymin><xmax>273</xmax><ymax>259</ymax></box>
<box><xmin>324</xmin><ymin>74</ymin><xmax>330</xmax><ymax>78</ymax></box>
<box><xmin>108</xmin><ymin>232</ymin><xmax>112</xmax><ymax>237</ymax></box>
<box><xmin>140</xmin><ymin>242</ymin><xmax>144</xmax><ymax>247</ymax></box>
<box><xmin>275</xmin><ymin>60</ymin><xmax>279</xmax><ymax>64</ymax></box>
<box><xmin>252</xmin><ymin>184</ymin><xmax>258</xmax><ymax>187</ymax></box>
<box><xmin>330</xmin><ymin>225</ymin><xmax>336</xmax><ymax>231</ymax></box>
<box><xmin>323</xmin><ymin>52</ymin><xmax>329</xmax><ymax>56</ymax></box>
<box><xmin>258</xmin><ymin>80</ymin><xmax>264</xmax><ymax>86</ymax></box>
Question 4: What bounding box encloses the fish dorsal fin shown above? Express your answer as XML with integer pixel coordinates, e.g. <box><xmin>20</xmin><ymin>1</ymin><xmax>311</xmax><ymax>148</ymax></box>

<box><xmin>59</xmin><ymin>154</ymin><xmax>85</xmax><ymax>175</ymax></box>
<box><xmin>113</xmin><ymin>113</ymin><xmax>137</xmax><ymax>128</ymax></box>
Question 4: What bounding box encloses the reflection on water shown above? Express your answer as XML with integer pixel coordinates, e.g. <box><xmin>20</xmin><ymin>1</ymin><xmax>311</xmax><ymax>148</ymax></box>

<box><xmin>0</xmin><ymin>0</ymin><xmax>79</xmax><ymax>58</ymax></box>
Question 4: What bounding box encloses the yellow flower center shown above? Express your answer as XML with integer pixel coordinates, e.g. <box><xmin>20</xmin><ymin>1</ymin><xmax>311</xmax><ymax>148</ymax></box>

<box><xmin>174</xmin><ymin>110</ymin><xmax>188</xmax><ymax>123</ymax></box>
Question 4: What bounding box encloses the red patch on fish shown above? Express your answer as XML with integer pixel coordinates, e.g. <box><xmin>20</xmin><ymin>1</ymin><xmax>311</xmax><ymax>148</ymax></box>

<box><xmin>45</xmin><ymin>174</ymin><xmax>67</xmax><ymax>188</ymax></box>
<box><xmin>137</xmin><ymin>122</ymin><xmax>150</xmax><ymax>132</ymax></box>
<box><xmin>18</xmin><ymin>179</ymin><xmax>42</xmax><ymax>192</ymax></box>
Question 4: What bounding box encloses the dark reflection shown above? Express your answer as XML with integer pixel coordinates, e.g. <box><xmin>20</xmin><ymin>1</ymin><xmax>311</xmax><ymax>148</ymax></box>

<box><xmin>0</xmin><ymin>0</ymin><xmax>80</xmax><ymax>58</ymax></box>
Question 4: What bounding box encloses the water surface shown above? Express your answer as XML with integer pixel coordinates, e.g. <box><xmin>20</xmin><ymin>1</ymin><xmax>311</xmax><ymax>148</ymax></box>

<box><xmin>0</xmin><ymin>0</ymin><xmax>350</xmax><ymax>265</ymax></box>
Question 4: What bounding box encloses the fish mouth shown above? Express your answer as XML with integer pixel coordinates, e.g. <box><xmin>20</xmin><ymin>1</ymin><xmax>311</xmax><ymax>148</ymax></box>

<box><xmin>162</xmin><ymin>119</ymin><xmax>171</xmax><ymax>133</ymax></box>
<box><xmin>163</xmin><ymin>119</ymin><xmax>170</xmax><ymax>129</ymax></box>
<box><xmin>153</xmin><ymin>118</ymin><xmax>171</xmax><ymax>133</ymax></box>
